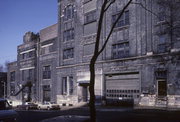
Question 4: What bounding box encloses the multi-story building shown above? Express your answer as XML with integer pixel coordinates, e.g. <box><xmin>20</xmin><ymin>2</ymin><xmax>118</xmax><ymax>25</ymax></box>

<box><xmin>7</xmin><ymin>32</ymin><xmax>39</xmax><ymax>103</ymax></box>
<box><xmin>7</xmin><ymin>25</ymin><xmax>58</xmax><ymax>104</ymax></box>
<box><xmin>38</xmin><ymin>24</ymin><xmax>58</xmax><ymax>103</ymax></box>
<box><xmin>56</xmin><ymin>0</ymin><xmax>180</xmax><ymax>107</ymax></box>
<box><xmin>7</xmin><ymin>0</ymin><xmax>180</xmax><ymax>108</ymax></box>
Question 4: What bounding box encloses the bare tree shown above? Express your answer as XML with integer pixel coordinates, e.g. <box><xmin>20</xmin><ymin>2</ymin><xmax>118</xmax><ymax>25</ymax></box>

<box><xmin>89</xmin><ymin>0</ymin><xmax>133</xmax><ymax>121</ymax></box>
<box><xmin>4</xmin><ymin>61</ymin><xmax>10</xmax><ymax>72</ymax></box>
<box><xmin>157</xmin><ymin>0</ymin><xmax>180</xmax><ymax>49</ymax></box>
<box><xmin>133</xmin><ymin>0</ymin><xmax>180</xmax><ymax>49</ymax></box>
<box><xmin>0</xmin><ymin>65</ymin><xmax>3</xmax><ymax>72</ymax></box>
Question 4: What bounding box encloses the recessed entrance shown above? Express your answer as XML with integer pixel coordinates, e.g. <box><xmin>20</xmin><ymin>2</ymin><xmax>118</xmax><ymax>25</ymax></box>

<box><xmin>82</xmin><ymin>86</ymin><xmax>88</xmax><ymax>102</ymax></box>
<box><xmin>158</xmin><ymin>80</ymin><xmax>167</xmax><ymax>97</ymax></box>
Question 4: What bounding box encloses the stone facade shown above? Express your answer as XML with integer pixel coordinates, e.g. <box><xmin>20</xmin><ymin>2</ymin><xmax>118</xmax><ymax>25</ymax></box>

<box><xmin>56</xmin><ymin>0</ymin><xmax>180</xmax><ymax>107</ymax></box>
<box><xmin>7</xmin><ymin>0</ymin><xmax>180</xmax><ymax>108</ymax></box>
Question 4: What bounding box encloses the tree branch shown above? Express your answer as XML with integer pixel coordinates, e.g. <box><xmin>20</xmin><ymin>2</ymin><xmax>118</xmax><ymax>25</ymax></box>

<box><xmin>132</xmin><ymin>2</ymin><xmax>172</xmax><ymax>28</ymax></box>
<box><xmin>104</xmin><ymin>0</ymin><xmax>116</xmax><ymax>12</ymax></box>
<box><xmin>132</xmin><ymin>2</ymin><xmax>159</xmax><ymax>18</ymax></box>
<box><xmin>97</xmin><ymin>0</ymin><xmax>133</xmax><ymax>56</ymax></box>
<box><xmin>92</xmin><ymin>0</ymin><xmax>108</xmax><ymax>59</ymax></box>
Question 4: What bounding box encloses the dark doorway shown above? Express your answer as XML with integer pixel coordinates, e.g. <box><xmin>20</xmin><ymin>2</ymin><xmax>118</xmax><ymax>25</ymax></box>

<box><xmin>43</xmin><ymin>85</ymin><xmax>51</xmax><ymax>102</ymax></box>
<box><xmin>82</xmin><ymin>86</ymin><xmax>88</xmax><ymax>102</ymax></box>
<box><xmin>158</xmin><ymin>80</ymin><xmax>167</xmax><ymax>97</ymax></box>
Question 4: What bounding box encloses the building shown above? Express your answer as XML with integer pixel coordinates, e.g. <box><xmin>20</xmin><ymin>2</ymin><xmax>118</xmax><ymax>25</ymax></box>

<box><xmin>0</xmin><ymin>72</ymin><xmax>7</xmax><ymax>98</ymax></box>
<box><xmin>38</xmin><ymin>24</ymin><xmax>58</xmax><ymax>103</ymax></box>
<box><xmin>7</xmin><ymin>0</ymin><xmax>180</xmax><ymax>108</ymax></box>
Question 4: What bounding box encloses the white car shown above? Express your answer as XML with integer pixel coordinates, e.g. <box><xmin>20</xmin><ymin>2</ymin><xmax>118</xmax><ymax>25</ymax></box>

<box><xmin>38</xmin><ymin>102</ymin><xmax>60</xmax><ymax>110</ymax></box>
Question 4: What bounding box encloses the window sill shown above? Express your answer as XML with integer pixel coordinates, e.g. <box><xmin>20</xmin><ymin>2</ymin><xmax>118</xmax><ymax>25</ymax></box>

<box><xmin>63</xmin><ymin>19</ymin><xmax>74</xmax><ymax>23</ymax></box>
<box><xmin>83</xmin><ymin>54</ymin><xmax>93</xmax><ymax>58</ymax></box>
<box><xmin>84</xmin><ymin>20</ymin><xmax>97</xmax><ymax>25</ymax></box>
<box><xmin>42</xmin><ymin>79</ymin><xmax>51</xmax><ymax>80</ymax></box>
<box><xmin>63</xmin><ymin>58</ymin><xmax>74</xmax><ymax>61</ymax></box>
<box><xmin>20</xmin><ymin>57</ymin><xmax>35</xmax><ymax>61</ymax></box>
<box><xmin>113</xmin><ymin>25</ymin><xmax>130</xmax><ymax>32</ymax></box>
<box><xmin>155</xmin><ymin>20</ymin><xmax>168</xmax><ymax>26</ymax></box>
<box><xmin>40</xmin><ymin>51</ymin><xmax>57</xmax><ymax>56</ymax></box>
<box><xmin>63</xmin><ymin>39</ymin><xmax>75</xmax><ymax>43</ymax></box>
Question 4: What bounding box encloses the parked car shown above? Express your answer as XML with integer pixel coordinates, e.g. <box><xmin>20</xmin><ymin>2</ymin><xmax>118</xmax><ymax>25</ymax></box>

<box><xmin>17</xmin><ymin>102</ymin><xmax>38</xmax><ymax>110</ymax></box>
<box><xmin>38</xmin><ymin>102</ymin><xmax>60</xmax><ymax>110</ymax></box>
<box><xmin>0</xmin><ymin>98</ymin><xmax>18</xmax><ymax>122</ymax></box>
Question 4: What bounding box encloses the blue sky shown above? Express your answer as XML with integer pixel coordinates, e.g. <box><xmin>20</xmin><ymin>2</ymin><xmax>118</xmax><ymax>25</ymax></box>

<box><xmin>0</xmin><ymin>0</ymin><xmax>57</xmax><ymax>65</ymax></box>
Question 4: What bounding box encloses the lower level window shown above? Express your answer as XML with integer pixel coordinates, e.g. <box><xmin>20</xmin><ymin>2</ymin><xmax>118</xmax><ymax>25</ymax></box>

<box><xmin>112</xmin><ymin>42</ymin><xmax>129</xmax><ymax>59</ymax></box>
<box><xmin>62</xmin><ymin>76</ymin><xmax>74</xmax><ymax>95</ymax></box>
<box><xmin>63</xmin><ymin>48</ymin><xmax>74</xmax><ymax>59</ymax></box>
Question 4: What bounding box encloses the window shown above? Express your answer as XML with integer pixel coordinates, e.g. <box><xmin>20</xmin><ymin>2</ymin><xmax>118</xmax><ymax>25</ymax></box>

<box><xmin>112</xmin><ymin>11</ymin><xmax>129</xmax><ymax>28</ymax></box>
<box><xmin>10</xmin><ymin>71</ymin><xmax>15</xmax><ymax>82</ymax></box>
<box><xmin>112</xmin><ymin>42</ymin><xmax>129</xmax><ymax>59</ymax></box>
<box><xmin>63</xmin><ymin>48</ymin><xmax>74</xmax><ymax>59</ymax></box>
<box><xmin>41</xmin><ymin>39</ymin><xmax>56</xmax><ymax>55</ymax></box>
<box><xmin>62</xmin><ymin>77</ymin><xmax>67</xmax><ymax>95</ymax></box>
<box><xmin>158</xmin><ymin>6</ymin><xmax>166</xmax><ymax>21</ymax></box>
<box><xmin>22</xmin><ymin>53</ymin><xmax>26</xmax><ymax>60</ymax></box>
<box><xmin>41</xmin><ymin>44</ymin><xmax>54</xmax><ymax>55</ymax></box>
<box><xmin>64</xmin><ymin>5</ymin><xmax>74</xmax><ymax>21</ymax></box>
<box><xmin>158</xmin><ymin>35</ymin><xmax>166</xmax><ymax>53</ymax></box>
<box><xmin>28</xmin><ymin>69</ymin><xmax>33</xmax><ymax>81</ymax></box>
<box><xmin>21</xmin><ymin>51</ymin><xmax>35</xmax><ymax>60</ymax></box>
<box><xmin>69</xmin><ymin>76</ymin><xmax>74</xmax><ymax>95</ymax></box>
<box><xmin>63</xmin><ymin>28</ymin><xmax>74</xmax><ymax>41</ymax></box>
<box><xmin>43</xmin><ymin>85</ymin><xmax>51</xmax><ymax>102</ymax></box>
<box><xmin>43</xmin><ymin>66</ymin><xmax>51</xmax><ymax>79</ymax></box>
<box><xmin>62</xmin><ymin>76</ymin><xmax>74</xmax><ymax>95</ymax></box>
<box><xmin>10</xmin><ymin>83</ymin><xmax>15</xmax><ymax>95</ymax></box>
<box><xmin>84</xmin><ymin>10</ymin><xmax>96</xmax><ymax>24</ymax></box>
<box><xmin>22</xmin><ymin>70</ymin><xmax>25</xmax><ymax>81</ymax></box>
<box><xmin>28</xmin><ymin>51</ymin><xmax>35</xmax><ymax>58</ymax></box>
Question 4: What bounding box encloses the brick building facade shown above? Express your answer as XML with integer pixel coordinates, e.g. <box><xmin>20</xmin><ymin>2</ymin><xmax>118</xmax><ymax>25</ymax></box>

<box><xmin>7</xmin><ymin>0</ymin><xmax>180</xmax><ymax>107</ymax></box>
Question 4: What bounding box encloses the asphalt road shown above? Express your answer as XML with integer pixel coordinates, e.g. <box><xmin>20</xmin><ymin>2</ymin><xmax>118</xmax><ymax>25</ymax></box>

<box><xmin>16</xmin><ymin>107</ymin><xmax>180</xmax><ymax>122</ymax></box>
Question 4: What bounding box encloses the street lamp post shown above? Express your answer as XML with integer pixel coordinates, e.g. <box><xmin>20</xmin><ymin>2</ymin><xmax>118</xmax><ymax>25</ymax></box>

<box><xmin>3</xmin><ymin>81</ymin><xmax>5</xmax><ymax>99</ymax></box>
<box><xmin>1</xmin><ymin>81</ymin><xmax>6</xmax><ymax>99</ymax></box>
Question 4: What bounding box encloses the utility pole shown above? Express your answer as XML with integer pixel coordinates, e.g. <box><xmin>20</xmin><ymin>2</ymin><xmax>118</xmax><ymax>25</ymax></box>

<box><xmin>3</xmin><ymin>81</ymin><xmax>6</xmax><ymax>99</ymax></box>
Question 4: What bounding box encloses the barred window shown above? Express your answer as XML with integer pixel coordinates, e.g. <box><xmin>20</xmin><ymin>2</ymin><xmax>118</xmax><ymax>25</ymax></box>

<box><xmin>63</xmin><ymin>28</ymin><xmax>74</xmax><ymax>41</ymax></box>
<box><xmin>69</xmin><ymin>76</ymin><xmax>74</xmax><ymax>95</ymax></box>
<box><xmin>62</xmin><ymin>76</ymin><xmax>74</xmax><ymax>95</ymax></box>
<box><xmin>158</xmin><ymin>6</ymin><xmax>166</xmax><ymax>21</ymax></box>
<box><xmin>63</xmin><ymin>48</ymin><xmax>74</xmax><ymax>59</ymax></box>
<box><xmin>10</xmin><ymin>71</ymin><xmax>15</xmax><ymax>82</ymax></box>
<box><xmin>28</xmin><ymin>69</ymin><xmax>33</xmax><ymax>81</ymax></box>
<box><xmin>10</xmin><ymin>83</ymin><xmax>15</xmax><ymax>95</ymax></box>
<box><xmin>112</xmin><ymin>11</ymin><xmax>129</xmax><ymax>28</ymax></box>
<box><xmin>84</xmin><ymin>10</ymin><xmax>96</xmax><ymax>24</ymax></box>
<box><xmin>64</xmin><ymin>5</ymin><xmax>74</xmax><ymax>21</ymax></box>
<box><xmin>22</xmin><ymin>70</ymin><xmax>25</xmax><ymax>81</ymax></box>
<box><xmin>158</xmin><ymin>35</ymin><xmax>167</xmax><ymax>53</ymax></box>
<box><xmin>43</xmin><ymin>66</ymin><xmax>51</xmax><ymax>79</ymax></box>
<box><xmin>112</xmin><ymin>42</ymin><xmax>129</xmax><ymax>59</ymax></box>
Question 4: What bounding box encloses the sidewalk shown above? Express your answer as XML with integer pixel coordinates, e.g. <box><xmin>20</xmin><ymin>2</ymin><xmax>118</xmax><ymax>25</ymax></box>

<box><xmin>41</xmin><ymin>115</ymin><xmax>90</xmax><ymax>122</ymax></box>
<box><xmin>40</xmin><ymin>104</ymin><xmax>180</xmax><ymax>122</ymax></box>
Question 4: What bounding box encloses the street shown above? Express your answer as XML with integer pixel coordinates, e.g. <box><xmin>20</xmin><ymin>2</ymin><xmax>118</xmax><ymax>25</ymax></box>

<box><xmin>15</xmin><ymin>106</ymin><xmax>180</xmax><ymax>122</ymax></box>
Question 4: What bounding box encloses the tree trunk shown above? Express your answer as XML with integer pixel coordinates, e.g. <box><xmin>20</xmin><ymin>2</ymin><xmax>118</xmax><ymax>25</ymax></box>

<box><xmin>89</xmin><ymin>58</ymin><xmax>97</xmax><ymax>122</ymax></box>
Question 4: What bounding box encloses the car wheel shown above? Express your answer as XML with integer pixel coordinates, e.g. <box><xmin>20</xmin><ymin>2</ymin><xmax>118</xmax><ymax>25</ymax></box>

<box><xmin>26</xmin><ymin>107</ymin><xmax>29</xmax><ymax>110</ymax></box>
<box><xmin>47</xmin><ymin>107</ymin><xmax>50</xmax><ymax>110</ymax></box>
<box><xmin>38</xmin><ymin>106</ymin><xmax>41</xmax><ymax>110</ymax></box>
